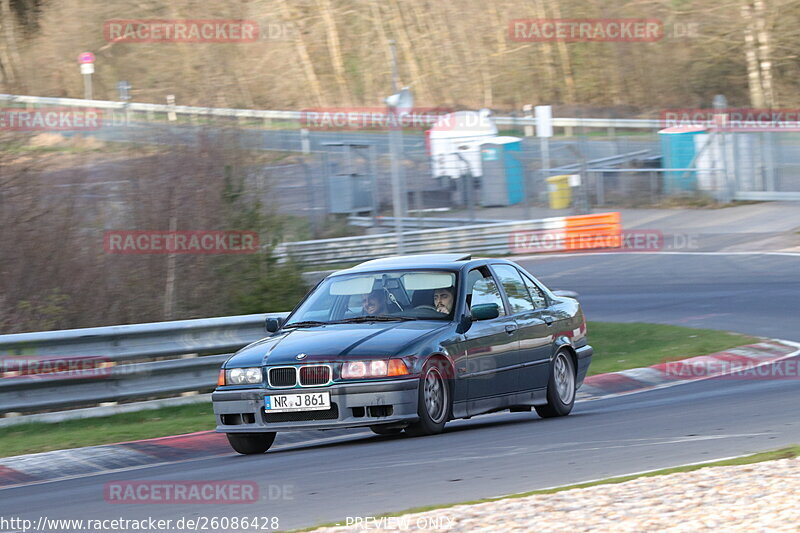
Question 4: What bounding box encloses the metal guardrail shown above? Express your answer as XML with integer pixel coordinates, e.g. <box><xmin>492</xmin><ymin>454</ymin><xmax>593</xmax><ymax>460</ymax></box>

<box><xmin>0</xmin><ymin>313</ymin><xmax>288</xmax><ymax>414</ymax></box>
<box><xmin>734</xmin><ymin>191</ymin><xmax>800</xmax><ymax>201</ymax></box>
<box><xmin>275</xmin><ymin>213</ymin><xmax>621</xmax><ymax>265</ymax></box>
<box><xmin>0</xmin><ymin>93</ymin><xmax>662</xmax><ymax>129</ymax></box>
<box><xmin>0</xmin><ymin>93</ymin><xmax>300</xmax><ymax>121</ymax></box>
<box><xmin>347</xmin><ymin>215</ymin><xmax>504</xmax><ymax>229</ymax></box>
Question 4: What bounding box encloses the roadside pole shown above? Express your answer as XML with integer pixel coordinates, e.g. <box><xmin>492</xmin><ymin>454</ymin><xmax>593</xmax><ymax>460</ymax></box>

<box><xmin>536</xmin><ymin>106</ymin><xmax>552</xmax><ymax>212</ymax></box>
<box><xmin>386</xmin><ymin>40</ymin><xmax>410</xmax><ymax>254</ymax></box>
<box><xmin>78</xmin><ymin>52</ymin><xmax>95</xmax><ymax>100</ymax></box>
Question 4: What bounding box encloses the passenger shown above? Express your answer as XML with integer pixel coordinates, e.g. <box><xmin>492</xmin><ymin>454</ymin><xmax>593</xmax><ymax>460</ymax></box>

<box><xmin>433</xmin><ymin>286</ymin><xmax>455</xmax><ymax>315</ymax></box>
<box><xmin>362</xmin><ymin>290</ymin><xmax>388</xmax><ymax>315</ymax></box>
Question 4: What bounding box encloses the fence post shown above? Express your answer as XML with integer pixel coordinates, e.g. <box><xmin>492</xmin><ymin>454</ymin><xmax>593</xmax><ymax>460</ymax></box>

<box><xmin>595</xmin><ymin>171</ymin><xmax>605</xmax><ymax>206</ymax></box>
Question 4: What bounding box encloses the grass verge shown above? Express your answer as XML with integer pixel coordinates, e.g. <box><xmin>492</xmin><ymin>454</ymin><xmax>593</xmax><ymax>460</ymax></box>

<box><xmin>295</xmin><ymin>445</ymin><xmax>800</xmax><ymax>531</ymax></box>
<box><xmin>0</xmin><ymin>403</ymin><xmax>216</xmax><ymax>458</ymax></box>
<box><xmin>0</xmin><ymin>322</ymin><xmax>761</xmax><ymax>458</ymax></box>
<box><xmin>585</xmin><ymin>322</ymin><xmax>759</xmax><ymax>375</ymax></box>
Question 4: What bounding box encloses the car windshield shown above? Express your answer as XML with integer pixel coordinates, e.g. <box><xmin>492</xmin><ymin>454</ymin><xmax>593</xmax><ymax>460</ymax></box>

<box><xmin>284</xmin><ymin>270</ymin><xmax>457</xmax><ymax>326</ymax></box>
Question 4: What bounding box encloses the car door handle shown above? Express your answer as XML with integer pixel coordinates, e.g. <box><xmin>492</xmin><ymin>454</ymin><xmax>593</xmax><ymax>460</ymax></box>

<box><xmin>505</xmin><ymin>325</ymin><xmax>517</xmax><ymax>334</ymax></box>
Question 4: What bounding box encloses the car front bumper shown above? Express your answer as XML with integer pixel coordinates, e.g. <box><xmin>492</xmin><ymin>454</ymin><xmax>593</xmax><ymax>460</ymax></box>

<box><xmin>212</xmin><ymin>378</ymin><xmax>420</xmax><ymax>432</ymax></box>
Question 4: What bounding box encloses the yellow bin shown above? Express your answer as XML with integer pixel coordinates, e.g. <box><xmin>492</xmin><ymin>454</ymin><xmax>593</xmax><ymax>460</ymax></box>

<box><xmin>546</xmin><ymin>175</ymin><xmax>572</xmax><ymax>209</ymax></box>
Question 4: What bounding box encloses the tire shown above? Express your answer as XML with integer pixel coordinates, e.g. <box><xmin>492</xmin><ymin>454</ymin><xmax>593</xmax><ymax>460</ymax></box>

<box><xmin>370</xmin><ymin>425</ymin><xmax>404</xmax><ymax>435</ymax></box>
<box><xmin>226</xmin><ymin>432</ymin><xmax>276</xmax><ymax>455</ymax></box>
<box><xmin>535</xmin><ymin>350</ymin><xmax>576</xmax><ymax>419</ymax></box>
<box><xmin>405</xmin><ymin>360</ymin><xmax>451</xmax><ymax>437</ymax></box>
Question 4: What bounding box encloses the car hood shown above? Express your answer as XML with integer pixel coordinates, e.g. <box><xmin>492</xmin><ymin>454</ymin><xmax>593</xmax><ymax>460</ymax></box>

<box><xmin>227</xmin><ymin>321</ymin><xmax>449</xmax><ymax>367</ymax></box>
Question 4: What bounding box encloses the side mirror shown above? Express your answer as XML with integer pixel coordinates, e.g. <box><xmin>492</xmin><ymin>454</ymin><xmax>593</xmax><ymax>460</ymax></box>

<box><xmin>265</xmin><ymin>317</ymin><xmax>285</xmax><ymax>333</ymax></box>
<box><xmin>471</xmin><ymin>303</ymin><xmax>500</xmax><ymax>321</ymax></box>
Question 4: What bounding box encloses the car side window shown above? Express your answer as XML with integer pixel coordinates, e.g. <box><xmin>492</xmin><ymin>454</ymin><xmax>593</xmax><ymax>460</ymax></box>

<box><xmin>520</xmin><ymin>272</ymin><xmax>548</xmax><ymax>309</ymax></box>
<box><xmin>492</xmin><ymin>264</ymin><xmax>536</xmax><ymax>314</ymax></box>
<box><xmin>466</xmin><ymin>268</ymin><xmax>506</xmax><ymax>316</ymax></box>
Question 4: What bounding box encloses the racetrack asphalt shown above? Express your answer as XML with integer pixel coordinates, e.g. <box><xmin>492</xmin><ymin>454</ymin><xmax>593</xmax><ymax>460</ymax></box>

<box><xmin>519</xmin><ymin>252</ymin><xmax>800</xmax><ymax>342</ymax></box>
<box><xmin>1</xmin><ymin>253</ymin><xmax>798</xmax><ymax>531</ymax></box>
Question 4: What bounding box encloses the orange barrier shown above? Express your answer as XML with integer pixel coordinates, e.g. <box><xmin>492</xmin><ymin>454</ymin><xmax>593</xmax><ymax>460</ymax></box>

<box><xmin>508</xmin><ymin>212</ymin><xmax>622</xmax><ymax>254</ymax></box>
<box><xmin>563</xmin><ymin>212</ymin><xmax>622</xmax><ymax>251</ymax></box>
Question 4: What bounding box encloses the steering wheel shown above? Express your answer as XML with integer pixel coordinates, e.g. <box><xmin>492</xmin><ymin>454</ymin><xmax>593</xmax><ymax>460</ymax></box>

<box><xmin>414</xmin><ymin>305</ymin><xmax>438</xmax><ymax>311</ymax></box>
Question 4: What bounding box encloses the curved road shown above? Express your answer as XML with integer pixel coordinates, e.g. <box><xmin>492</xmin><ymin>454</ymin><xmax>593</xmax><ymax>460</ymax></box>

<box><xmin>523</xmin><ymin>253</ymin><xmax>800</xmax><ymax>341</ymax></box>
<box><xmin>1</xmin><ymin>253</ymin><xmax>798</xmax><ymax>531</ymax></box>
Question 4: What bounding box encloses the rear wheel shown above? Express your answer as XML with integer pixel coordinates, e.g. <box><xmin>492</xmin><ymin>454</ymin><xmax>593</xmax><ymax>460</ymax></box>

<box><xmin>226</xmin><ymin>432</ymin><xmax>276</xmax><ymax>455</ymax></box>
<box><xmin>405</xmin><ymin>361</ymin><xmax>451</xmax><ymax>437</ymax></box>
<box><xmin>535</xmin><ymin>351</ymin><xmax>576</xmax><ymax>418</ymax></box>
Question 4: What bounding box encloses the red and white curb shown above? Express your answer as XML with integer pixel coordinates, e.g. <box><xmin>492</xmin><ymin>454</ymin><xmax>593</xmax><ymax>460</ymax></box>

<box><xmin>0</xmin><ymin>428</ymin><xmax>359</xmax><ymax>490</ymax></box>
<box><xmin>1</xmin><ymin>339</ymin><xmax>798</xmax><ymax>490</ymax></box>
<box><xmin>577</xmin><ymin>340</ymin><xmax>800</xmax><ymax>400</ymax></box>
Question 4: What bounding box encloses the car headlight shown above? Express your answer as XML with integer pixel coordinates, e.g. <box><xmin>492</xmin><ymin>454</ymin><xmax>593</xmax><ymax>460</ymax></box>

<box><xmin>341</xmin><ymin>359</ymin><xmax>408</xmax><ymax>379</ymax></box>
<box><xmin>224</xmin><ymin>367</ymin><xmax>263</xmax><ymax>385</ymax></box>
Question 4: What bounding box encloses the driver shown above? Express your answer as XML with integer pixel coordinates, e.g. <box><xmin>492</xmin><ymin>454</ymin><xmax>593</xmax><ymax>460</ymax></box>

<box><xmin>433</xmin><ymin>286</ymin><xmax>454</xmax><ymax>315</ymax></box>
<box><xmin>362</xmin><ymin>290</ymin><xmax>388</xmax><ymax>315</ymax></box>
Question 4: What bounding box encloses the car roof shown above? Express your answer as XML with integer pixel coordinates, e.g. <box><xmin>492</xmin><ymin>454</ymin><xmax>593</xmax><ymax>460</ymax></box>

<box><xmin>335</xmin><ymin>253</ymin><xmax>474</xmax><ymax>275</ymax></box>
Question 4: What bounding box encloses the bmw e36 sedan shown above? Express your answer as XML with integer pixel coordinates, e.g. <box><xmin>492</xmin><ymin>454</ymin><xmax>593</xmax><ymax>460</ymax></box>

<box><xmin>212</xmin><ymin>253</ymin><xmax>593</xmax><ymax>454</ymax></box>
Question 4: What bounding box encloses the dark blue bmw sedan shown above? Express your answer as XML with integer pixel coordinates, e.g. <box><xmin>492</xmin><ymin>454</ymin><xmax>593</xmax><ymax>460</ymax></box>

<box><xmin>212</xmin><ymin>253</ymin><xmax>593</xmax><ymax>454</ymax></box>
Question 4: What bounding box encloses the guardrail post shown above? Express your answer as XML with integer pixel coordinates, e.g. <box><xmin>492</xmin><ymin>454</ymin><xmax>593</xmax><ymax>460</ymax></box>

<box><xmin>595</xmin><ymin>171</ymin><xmax>605</xmax><ymax>206</ymax></box>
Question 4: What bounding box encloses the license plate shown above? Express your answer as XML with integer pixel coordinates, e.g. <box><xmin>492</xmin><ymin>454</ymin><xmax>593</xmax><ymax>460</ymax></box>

<box><xmin>264</xmin><ymin>391</ymin><xmax>331</xmax><ymax>412</ymax></box>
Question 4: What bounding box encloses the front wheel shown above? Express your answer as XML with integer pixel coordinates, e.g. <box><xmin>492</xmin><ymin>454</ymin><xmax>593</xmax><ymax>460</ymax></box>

<box><xmin>405</xmin><ymin>361</ymin><xmax>451</xmax><ymax>437</ymax></box>
<box><xmin>535</xmin><ymin>351</ymin><xmax>576</xmax><ymax>418</ymax></box>
<box><xmin>226</xmin><ymin>432</ymin><xmax>276</xmax><ymax>455</ymax></box>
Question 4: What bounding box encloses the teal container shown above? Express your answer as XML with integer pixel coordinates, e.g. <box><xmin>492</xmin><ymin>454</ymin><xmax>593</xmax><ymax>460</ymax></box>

<box><xmin>480</xmin><ymin>137</ymin><xmax>524</xmax><ymax>206</ymax></box>
<box><xmin>658</xmin><ymin>126</ymin><xmax>706</xmax><ymax>193</ymax></box>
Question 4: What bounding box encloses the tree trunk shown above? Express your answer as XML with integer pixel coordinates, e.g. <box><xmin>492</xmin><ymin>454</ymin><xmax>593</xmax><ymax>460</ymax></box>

<box><xmin>317</xmin><ymin>0</ymin><xmax>352</xmax><ymax>105</ymax></box>
<box><xmin>278</xmin><ymin>0</ymin><xmax>324</xmax><ymax>106</ymax></box>
<box><xmin>753</xmin><ymin>0</ymin><xmax>774</xmax><ymax>107</ymax></box>
<box><xmin>741</xmin><ymin>2</ymin><xmax>765</xmax><ymax>108</ymax></box>
<box><xmin>0</xmin><ymin>0</ymin><xmax>20</xmax><ymax>85</ymax></box>
<box><xmin>548</xmin><ymin>0</ymin><xmax>577</xmax><ymax>103</ymax></box>
<box><xmin>532</xmin><ymin>0</ymin><xmax>558</xmax><ymax>101</ymax></box>
<box><xmin>366</xmin><ymin>0</ymin><xmax>395</xmax><ymax>104</ymax></box>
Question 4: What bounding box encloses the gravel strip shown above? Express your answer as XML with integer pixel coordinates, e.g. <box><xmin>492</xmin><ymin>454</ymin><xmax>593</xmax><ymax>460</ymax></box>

<box><xmin>305</xmin><ymin>457</ymin><xmax>800</xmax><ymax>532</ymax></box>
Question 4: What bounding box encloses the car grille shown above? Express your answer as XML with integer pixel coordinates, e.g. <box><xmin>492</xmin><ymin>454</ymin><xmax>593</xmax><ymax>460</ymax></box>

<box><xmin>269</xmin><ymin>367</ymin><xmax>297</xmax><ymax>388</ymax></box>
<box><xmin>262</xmin><ymin>403</ymin><xmax>339</xmax><ymax>423</ymax></box>
<box><xmin>268</xmin><ymin>365</ymin><xmax>331</xmax><ymax>388</ymax></box>
<box><xmin>299</xmin><ymin>365</ymin><xmax>331</xmax><ymax>386</ymax></box>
